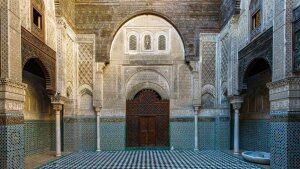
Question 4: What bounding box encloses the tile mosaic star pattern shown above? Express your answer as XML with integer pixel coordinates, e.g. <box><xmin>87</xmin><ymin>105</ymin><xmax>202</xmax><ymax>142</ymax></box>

<box><xmin>39</xmin><ymin>150</ymin><xmax>262</xmax><ymax>169</ymax></box>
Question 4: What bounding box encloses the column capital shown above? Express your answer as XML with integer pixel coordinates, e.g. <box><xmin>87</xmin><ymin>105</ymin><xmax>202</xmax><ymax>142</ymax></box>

<box><xmin>94</xmin><ymin>106</ymin><xmax>102</xmax><ymax>115</ymax></box>
<box><xmin>51</xmin><ymin>93</ymin><xmax>64</xmax><ymax>111</ymax></box>
<box><xmin>53</xmin><ymin>104</ymin><xmax>63</xmax><ymax>112</ymax></box>
<box><xmin>96</xmin><ymin>62</ymin><xmax>106</xmax><ymax>74</ymax></box>
<box><xmin>193</xmin><ymin>104</ymin><xmax>201</xmax><ymax>113</ymax></box>
<box><xmin>189</xmin><ymin>61</ymin><xmax>199</xmax><ymax>73</ymax></box>
<box><xmin>229</xmin><ymin>95</ymin><xmax>243</xmax><ymax>110</ymax></box>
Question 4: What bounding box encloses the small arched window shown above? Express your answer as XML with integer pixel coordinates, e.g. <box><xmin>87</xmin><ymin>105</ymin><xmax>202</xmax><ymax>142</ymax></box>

<box><xmin>158</xmin><ymin>35</ymin><xmax>166</xmax><ymax>50</ymax></box>
<box><xmin>144</xmin><ymin>35</ymin><xmax>152</xmax><ymax>50</ymax></box>
<box><xmin>250</xmin><ymin>0</ymin><xmax>262</xmax><ymax>32</ymax></box>
<box><xmin>129</xmin><ymin>35</ymin><xmax>137</xmax><ymax>50</ymax></box>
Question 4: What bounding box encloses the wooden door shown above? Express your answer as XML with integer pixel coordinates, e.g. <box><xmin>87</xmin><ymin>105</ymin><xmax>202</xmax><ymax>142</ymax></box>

<box><xmin>139</xmin><ymin>116</ymin><xmax>156</xmax><ymax>147</ymax></box>
<box><xmin>126</xmin><ymin>89</ymin><xmax>169</xmax><ymax>148</ymax></box>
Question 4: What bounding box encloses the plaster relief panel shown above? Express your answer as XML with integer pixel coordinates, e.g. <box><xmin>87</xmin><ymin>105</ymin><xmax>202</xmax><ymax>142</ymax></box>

<box><xmin>178</xmin><ymin>64</ymin><xmax>192</xmax><ymax>108</ymax></box>
<box><xmin>110</xmin><ymin>15</ymin><xmax>185</xmax><ymax>64</ymax></box>
<box><xmin>78</xmin><ymin>43</ymin><xmax>93</xmax><ymax>87</ymax></box>
<box><xmin>79</xmin><ymin>93</ymin><xmax>94</xmax><ymax>116</ymax></box>
<box><xmin>126</xmin><ymin>69</ymin><xmax>170</xmax><ymax>99</ymax></box>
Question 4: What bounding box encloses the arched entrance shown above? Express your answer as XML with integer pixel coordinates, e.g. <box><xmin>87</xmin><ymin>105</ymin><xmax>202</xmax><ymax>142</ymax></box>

<box><xmin>22</xmin><ymin>58</ymin><xmax>54</xmax><ymax>156</ymax></box>
<box><xmin>239</xmin><ymin>58</ymin><xmax>271</xmax><ymax>152</ymax></box>
<box><xmin>126</xmin><ymin>89</ymin><xmax>170</xmax><ymax>148</ymax></box>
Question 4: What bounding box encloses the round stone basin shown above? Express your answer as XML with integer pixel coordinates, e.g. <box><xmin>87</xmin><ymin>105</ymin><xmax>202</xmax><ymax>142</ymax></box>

<box><xmin>241</xmin><ymin>151</ymin><xmax>270</xmax><ymax>165</ymax></box>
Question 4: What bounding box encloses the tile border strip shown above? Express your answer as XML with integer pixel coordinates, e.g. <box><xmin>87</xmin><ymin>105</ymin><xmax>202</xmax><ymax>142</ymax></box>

<box><xmin>0</xmin><ymin>113</ymin><xmax>24</xmax><ymax>125</ymax></box>
<box><xmin>271</xmin><ymin>113</ymin><xmax>300</xmax><ymax>122</ymax></box>
<box><xmin>62</xmin><ymin>116</ymin><xmax>231</xmax><ymax>123</ymax></box>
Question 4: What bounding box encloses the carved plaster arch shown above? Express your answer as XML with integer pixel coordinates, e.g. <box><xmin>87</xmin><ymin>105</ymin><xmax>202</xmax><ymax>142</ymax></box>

<box><xmin>78</xmin><ymin>84</ymin><xmax>93</xmax><ymax>96</ymax></box>
<box><xmin>221</xmin><ymin>81</ymin><xmax>228</xmax><ymax>95</ymax></box>
<box><xmin>127</xmin><ymin>82</ymin><xmax>169</xmax><ymax>100</ymax></box>
<box><xmin>126</xmin><ymin>69</ymin><xmax>170</xmax><ymax>100</ymax></box>
<box><xmin>201</xmin><ymin>84</ymin><xmax>216</xmax><ymax>98</ymax></box>
<box><xmin>125</xmin><ymin>68</ymin><xmax>171</xmax><ymax>88</ymax></box>
<box><xmin>108</xmin><ymin>10</ymin><xmax>186</xmax><ymax>60</ymax></box>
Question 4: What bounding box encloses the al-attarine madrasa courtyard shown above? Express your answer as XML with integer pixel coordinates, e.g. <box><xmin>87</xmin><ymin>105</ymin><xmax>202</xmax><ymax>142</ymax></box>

<box><xmin>0</xmin><ymin>0</ymin><xmax>300</xmax><ymax>168</ymax></box>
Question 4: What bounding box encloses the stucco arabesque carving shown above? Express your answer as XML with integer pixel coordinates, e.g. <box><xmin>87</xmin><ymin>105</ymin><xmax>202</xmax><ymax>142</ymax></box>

<box><xmin>267</xmin><ymin>77</ymin><xmax>300</xmax><ymax>111</ymax></box>
<box><xmin>0</xmin><ymin>78</ymin><xmax>27</xmax><ymax>112</ymax></box>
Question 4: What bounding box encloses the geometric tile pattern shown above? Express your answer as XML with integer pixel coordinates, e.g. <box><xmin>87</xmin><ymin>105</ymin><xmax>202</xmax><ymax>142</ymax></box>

<box><xmin>39</xmin><ymin>150</ymin><xmax>263</xmax><ymax>169</ymax></box>
<box><xmin>171</xmin><ymin>119</ymin><xmax>230</xmax><ymax>151</ymax></box>
<box><xmin>100</xmin><ymin>121</ymin><xmax>125</xmax><ymax>151</ymax></box>
<box><xmin>198</xmin><ymin>122</ymin><xmax>216</xmax><ymax>150</ymax></box>
<box><xmin>270</xmin><ymin>112</ymin><xmax>300</xmax><ymax>169</ymax></box>
<box><xmin>80</xmin><ymin>122</ymin><xmax>97</xmax><ymax>151</ymax></box>
<box><xmin>0</xmin><ymin>124</ymin><xmax>25</xmax><ymax>169</ymax></box>
<box><xmin>63</xmin><ymin>119</ymin><xmax>231</xmax><ymax>152</ymax></box>
<box><xmin>215</xmin><ymin>120</ymin><xmax>230</xmax><ymax>150</ymax></box>
<box><xmin>24</xmin><ymin>121</ymin><xmax>55</xmax><ymax>156</ymax></box>
<box><xmin>64</xmin><ymin>121</ymin><xmax>81</xmax><ymax>152</ymax></box>
<box><xmin>240</xmin><ymin>120</ymin><xmax>270</xmax><ymax>152</ymax></box>
<box><xmin>63</xmin><ymin>120</ymin><xmax>97</xmax><ymax>152</ymax></box>
<box><xmin>170</xmin><ymin>121</ymin><xmax>194</xmax><ymax>150</ymax></box>
<box><xmin>64</xmin><ymin>120</ymin><xmax>126</xmax><ymax>152</ymax></box>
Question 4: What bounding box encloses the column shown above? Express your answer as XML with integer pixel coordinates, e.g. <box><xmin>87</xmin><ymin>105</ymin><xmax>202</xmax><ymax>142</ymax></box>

<box><xmin>95</xmin><ymin>107</ymin><xmax>102</xmax><ymax>151</ymax></box>
<box><xmin>193</xmin><ymin>105</ymin><xmax>200</xmax><ymax>151</ymax></box>
<box><xmin>230</xmin><ymin>96</ymin><xmax>243</xmax><ymax>154</ymax></box>
<box><xmin>55</xmin><ymin>107</ymin><xmax>62</xmax><ymax>156</ymax></box>
<box><xmin>52</xmin><ymin>94</ymin><xmax>64</xmax><ymax>157</ymax></box>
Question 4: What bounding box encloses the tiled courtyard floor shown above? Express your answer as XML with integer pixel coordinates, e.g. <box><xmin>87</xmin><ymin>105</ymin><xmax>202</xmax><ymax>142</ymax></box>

<box><xmin>37</xmin><ymin>150</ymin><xmax>264</xmax><ymax>169</ymax></box>
<box><xmin>25</xmin><ymin>151</ymin><xmax>69</xmax><ymax>169</ymax></box>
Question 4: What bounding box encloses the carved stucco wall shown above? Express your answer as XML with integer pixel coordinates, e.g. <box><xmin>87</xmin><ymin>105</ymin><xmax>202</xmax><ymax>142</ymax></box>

<box><xmin>69</xmin><ymin>0</ymin><xmax>221</xmax><ymax>62</ymax></box>
<box><xmin>215</xmin><ymin>24</ymin><xmax>231</xmax><ymax>109</ymax></box>
<box><xmin>54</xmin><ymin>16</ymin><xmax>95</xmax><ymax>116</ymax></box>
<box><xmin>199</xmin><ymin>33</ymin><xmax>217</xmax><ymax>114</ymax></box>
<box><xmin>20</xmin><ymin>0</ymin><xmax>57</xmax><ymax>50</ymax></box>
<box><xmin>273</xmin><ymin>0</ymin><xmax>295</xmax><ymax>81</ymax></box>
<box><xmin>100</xmin><ymin>15</ymin><xmax>194</xmax><ymax>117</ymax></box>
<box><xmin>237</xmin><ymin>0</ymin><xmax>274</xmax><ymax>51</ymax></box>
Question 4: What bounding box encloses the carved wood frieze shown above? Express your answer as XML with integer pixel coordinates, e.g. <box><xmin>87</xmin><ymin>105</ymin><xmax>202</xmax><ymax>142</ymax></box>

<box><xmin>21</xmin><ymin>27</ymin><xmax>56</xmax><ymax>93</ymax></box>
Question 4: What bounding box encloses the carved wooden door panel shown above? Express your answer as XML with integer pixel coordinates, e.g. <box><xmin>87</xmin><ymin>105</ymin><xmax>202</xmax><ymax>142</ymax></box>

<box><xmin>139</xmin><ymin>116</ymin><xmax>156</xmax><ymax>147</ymax></box>
<box><xmin>126</xmin><ymin>89</ymin><xmax>169</xmax><ymax>148</ymax></box>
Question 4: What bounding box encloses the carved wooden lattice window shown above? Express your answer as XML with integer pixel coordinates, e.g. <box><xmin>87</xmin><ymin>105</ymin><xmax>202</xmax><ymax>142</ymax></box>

<box><xmin>158</xmin><ymin>35</ymin><xmax>166</xmax><ymax>50</ymax></box>
<box><xmin>250</xmin><ymin>0</ymin><xmax>262</xmax><ymax>37</ymax></box>
<box><xmin>293</xmin><ymin>6</ymin><xmax>300</xmax><ymax>72</ymax></box>
<box><xmin>129</xmin><ymin>35</ymin><xmax>137</xmax><ymax>50</ymax></box>
<box><xmin>144</xmin><ymin>35</ymin><xmax>151</xmax><ymax>50</ymax></box>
